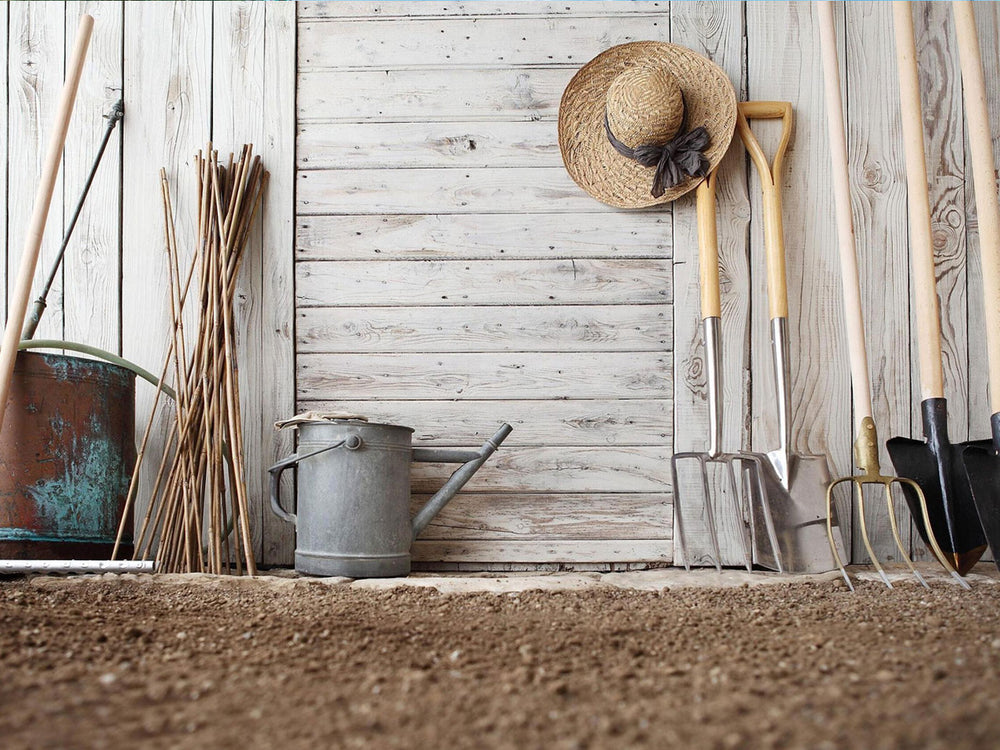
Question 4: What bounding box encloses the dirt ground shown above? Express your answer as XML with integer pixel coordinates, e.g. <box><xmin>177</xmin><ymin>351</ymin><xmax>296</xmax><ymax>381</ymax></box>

<box><xmin>1</xmin><ymin>573</ymin><xmax>998</xmax><ymax>750</ymax></box>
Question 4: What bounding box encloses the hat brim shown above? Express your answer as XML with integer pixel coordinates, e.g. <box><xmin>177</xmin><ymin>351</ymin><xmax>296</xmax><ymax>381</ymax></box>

<box><xmin>559</xmin><ymin>41</ymin><xmax>737</xmax><ymax>209</ymax></box>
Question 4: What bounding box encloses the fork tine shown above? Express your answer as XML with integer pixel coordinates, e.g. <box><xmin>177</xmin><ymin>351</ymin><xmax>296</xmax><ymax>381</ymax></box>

<box><xmin>826</xmin><ymin>478</ymin><xmax>853</xmax><ymax>591</ymax></box>
<box><xmin>895</xmin><ymin>477</ymin><xmax>972</xmax><ymax>590</ymax></box>
<box><xmin>670</xmin><ymin>455</ymin><xmax>692</xmax><ymax>572</ymax></box>
<box><xmin>726</xmin><ymin>457</ymin><xmax>753</xmax><ymax>572</ymax></box>
<box><xmin>698</xmin><ymin>456</ymin><xmax>723</xmax><ymax>572</ymax></box>
<box><xmin>857</xmin><ymin>480</ymin><xmax>893</xmax><ymax>589</ymax></box>
<box><xmin>882</xmin><ymin>481</ymin><xmax>930</xmax><ymax>589</ymax></box>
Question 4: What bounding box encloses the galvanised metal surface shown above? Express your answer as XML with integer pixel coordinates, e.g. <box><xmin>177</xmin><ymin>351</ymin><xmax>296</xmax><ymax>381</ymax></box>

<box><xmin>0</xmin><ymin>352</ymin><xmax>136</xmax><ymax>559</ymax></box>
<box><xmin>270</xmin><ymin>420</ymin><xmax>512</xmax><ymax>578</ymax></box>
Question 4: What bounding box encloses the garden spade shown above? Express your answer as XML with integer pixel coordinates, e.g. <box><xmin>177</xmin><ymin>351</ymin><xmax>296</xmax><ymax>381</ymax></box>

<box><xmin>886</xmin><ymin>0</ymin><xmax>987</xmax><ymax>577</ymax></box>
<box><xmin>817</xmin><ymin>0</ymin><xmax>966</xmax><ymax>591</ymax></box>
<box><xmin>953</xmin><ymin>0</ymin><xmax>1000</xmax><ymax>570</ymax></box>
<box><xmin>671</xmin><ymin>169</ymin><xmax>782</xmax><ymax>573</ymax></box>
<box><xmin>737</xmin><ymin>101</ymin><xmax>846</xmax><ymax>573</ymax></box>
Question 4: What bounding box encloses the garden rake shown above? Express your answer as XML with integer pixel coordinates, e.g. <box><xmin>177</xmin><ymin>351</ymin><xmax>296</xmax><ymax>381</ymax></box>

<box><xmin>954</xmin><ymin>0</ymin><xmax>1000</xmax><ymax>570</ymax></box>
<box><xmin>671</xmin><ymin>169</ymin><xmax>783</xmax><ymax>573</ymax></box>
<box><xmin>817</xmin><ymin>0</ymin><xmax>968</xmax><ymax>591</ymax></box>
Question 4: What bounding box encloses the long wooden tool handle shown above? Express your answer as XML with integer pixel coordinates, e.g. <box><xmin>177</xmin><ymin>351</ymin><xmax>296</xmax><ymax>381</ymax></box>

<box><xmin>818</xmin><ymin>0</ymin><xmax>874</xmax><ymax>425</ymax></box>
<box><xmin>953</xmin><ymin>0</ymin><xmax>1000</xmax><ymax>415</ymax></box>
<box><xmin>696</xmin><ymin>171</ymin><xmax>721</xmax><ymax>319</ymax></box>
<box><xmin>893</xmin><ymin>0</ymin><xmax>946</xmax><ymax>401</ymax></box>
<box><xmin>0</xmin><ymin>15</ymin><xmax>94</xmax><ymax>426</ymax></box>
<box><xmin>736</xmin><ymin>101</ymin><xmax>793</xmax><ymax>321</ymax></box>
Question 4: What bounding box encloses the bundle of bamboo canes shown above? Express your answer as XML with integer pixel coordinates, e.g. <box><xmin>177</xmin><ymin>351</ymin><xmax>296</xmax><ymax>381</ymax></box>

<box><xmin>114</xmin><ymin>145</ymin><xmax>267</xmax><ymax>575</ymax></box>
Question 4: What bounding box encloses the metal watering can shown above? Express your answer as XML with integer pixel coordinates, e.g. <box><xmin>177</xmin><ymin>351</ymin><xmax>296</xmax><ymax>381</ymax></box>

<box><xmin>268</xmin><ymin>418</ymin><xmax>512</xmax><ymax>577</ymax></box>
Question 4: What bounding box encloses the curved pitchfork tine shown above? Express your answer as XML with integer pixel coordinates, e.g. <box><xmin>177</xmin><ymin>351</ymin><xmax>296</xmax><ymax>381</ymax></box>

<box><xmin>897</xmin><ymin>475</ymin><xmax>972</xmax><ymax>590</ymax></box>
<box><xmin>882</xmin><ymin>480</ymin><xmax>930</xmax><ymax>590</ymax></box>
<box><xmin>826</xmin><ymin>477</ymin><xmax>854</xmax><ymax>590</ymax></box>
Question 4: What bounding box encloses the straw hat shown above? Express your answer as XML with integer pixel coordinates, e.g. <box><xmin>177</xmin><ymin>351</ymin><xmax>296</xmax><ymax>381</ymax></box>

<box><xmin>559</xmin><ymin>41</ymin><xmax>737</xmax><ymax>209</ymax></box>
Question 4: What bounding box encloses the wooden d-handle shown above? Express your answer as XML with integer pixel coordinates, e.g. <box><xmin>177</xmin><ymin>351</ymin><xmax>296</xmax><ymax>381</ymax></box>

<box><xmin>696</xmin><ymin>171</ymin><xmax>721</xmax><ymax>319</ymax></box>
<box><xmin>953</xmin><ymin>0</ymin><xmax>1000</xmax><ymax>414</ymax></box>
<box><xmin>0</xmin><ymin>15</ymin><xmax>94</xmax><ymax>428</ymax></box>
<box><xmin>737</xmin><ymin>101</ymin><xmax>793</xmax><ymax>320</ymax></box>
<box><xmin>894</xmin><ymin>0</ymin><xmax>946</xmax><ymax>401</ymax></box>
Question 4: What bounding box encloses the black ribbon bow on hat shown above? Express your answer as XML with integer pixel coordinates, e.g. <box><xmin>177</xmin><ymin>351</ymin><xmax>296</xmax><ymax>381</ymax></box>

<box><xmin>605</xmin><ymin>113</ymin><xmax>710</xmax><ymax>198</ymax></box>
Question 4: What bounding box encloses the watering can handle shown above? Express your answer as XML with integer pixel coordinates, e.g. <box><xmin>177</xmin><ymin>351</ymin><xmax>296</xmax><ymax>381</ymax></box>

<box><xmin>267</xmin><ymin>438</ymin><xmax>356</xmax><ymax>525</ymax></box>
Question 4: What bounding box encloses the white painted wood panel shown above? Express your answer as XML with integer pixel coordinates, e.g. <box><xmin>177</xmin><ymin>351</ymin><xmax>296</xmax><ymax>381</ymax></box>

<box><xmin>260</xmin><ymin>0</ymin><xmax>298</xmax><ymax>566</ymax></box>
<box><xmin>8</xmin><ymin>2</ymin><xmax>65</xmax><ymax>342</ymax></box>
<box><xmin>63</xmin><ymin>1</ymin><xmax>122</xmax><ymax>354</ymax></box>
<box><xmin>298</xmin><ymin>399</ymin><xmax>670</xmax><ymax>446</ymax></box>
<box><xmin>296</xmin><ymin>213</ymin><xmax>671</xmax><ymax>261</ymax></box>
<box><xmin>411</xmin><ymin>540</ymin><xmax>672</xmax><ymax>564</ymax></box>
<box><xmin>298</xmin><ymin>167</ymin><xmax>617</xmax><ymax>215</ymax></box>
<box><xmin>297</xmin><ymin>305</ymin><xmax>670</xmax><ymax>353</ymax></box>
<box><xmin>299</xmin><ymin>15</ymin><xmax>667</xmax><ymax>69</ymax></box>
<box><xmin>298</xmin><ymin>2</ymin><xmax>668</xmax><ymax>21</ymax></box>
<box><xmin>297</xmin><ymin>260</ymin><xmax>671</xmax><ymax>308</ymax></box>
<box><xmin>297</xmin><ymin>352</ymin><xmax>670</xmax><ymax>401</ymax></box>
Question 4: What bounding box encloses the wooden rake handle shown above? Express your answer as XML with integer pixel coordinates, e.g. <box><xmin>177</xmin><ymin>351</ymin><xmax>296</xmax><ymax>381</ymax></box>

<box><xmin>737</xmin><ymin>101</ymin><xmax>793</xmax><ymax>320</ymax></box>
<box><xmin>0</xmin><ymin>15</ymin><xmax>94</xmax><ymax>428</ymax></box>
<box><xmin>893</xmin><ymin>0</ymin><xmax>946</xmax><ymax>401</ymax></box>
<box><xmin>953</xmin><ymin>0</ymin><xmax>1000</xmax><ymax>415</ymax></box>
<box><xmin>817</xmin><ymin>0</ymin><xmax>875</xmax><ymax>426</ymax></box>
<box><xmin>696</xmin><ymin>170</ymin><xmax>721</xmax><ymax>319</ymax></box>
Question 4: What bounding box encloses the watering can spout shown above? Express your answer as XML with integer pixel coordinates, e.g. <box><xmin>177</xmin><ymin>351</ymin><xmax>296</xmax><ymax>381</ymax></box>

<box><xmin>410</xmin><ymin>423</ymin><xmax>513</xmax><ymax>540</ymax></box>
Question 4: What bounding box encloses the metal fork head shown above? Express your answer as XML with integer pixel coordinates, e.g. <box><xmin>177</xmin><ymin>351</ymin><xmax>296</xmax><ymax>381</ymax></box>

<box><xmin>671</xmin><ymin>451</ymin><xmax>773</xmax><ymax>573</ymax></box>
<box><xmin>825</xmin><ymin>474</ymin><xmax>971</xmax><ymax>592</ymax></box>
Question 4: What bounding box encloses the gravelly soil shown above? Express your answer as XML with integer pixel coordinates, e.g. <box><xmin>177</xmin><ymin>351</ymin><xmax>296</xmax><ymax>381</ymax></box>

<box><xmin>1</xmin><ymin>575</ymin><xmax>998</xmax><ymax>750</ymax></box>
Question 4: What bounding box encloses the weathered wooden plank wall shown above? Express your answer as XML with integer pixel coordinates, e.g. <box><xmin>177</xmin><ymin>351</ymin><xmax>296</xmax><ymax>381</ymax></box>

<box><xmin>297</xmin><ymin>0</ymin><xmax>998</xmax><ymax>568</ymax></box>
<box><xmin>1</xmin><ymin>1</ymin><xmax>295</xmax><ymax>566</ymax></box>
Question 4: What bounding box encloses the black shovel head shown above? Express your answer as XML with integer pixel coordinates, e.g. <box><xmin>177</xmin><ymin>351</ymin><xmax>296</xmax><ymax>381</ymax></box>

<box><xmin>886</xmin><ymin>398</ymin><xmax>987</xmax><ymax>576</ymax></box>
<box><xmin>963</xmin><ymin>412</ymin><xmax>1000</xmax><ymax>572</ymax></box>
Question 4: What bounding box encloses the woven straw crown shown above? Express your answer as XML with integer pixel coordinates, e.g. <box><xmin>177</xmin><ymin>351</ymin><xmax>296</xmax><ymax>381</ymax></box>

<box><xmin>559</xmin><ymin>42</ymin><xmax>738</xmax><ymax>208</ymax></box>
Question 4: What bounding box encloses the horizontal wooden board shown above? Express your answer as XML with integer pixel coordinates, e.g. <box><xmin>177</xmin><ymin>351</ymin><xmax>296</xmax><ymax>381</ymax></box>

<box><xmin>411</xmin><ymin>446</ymin><xmax>671</xmax><ymax>493</ymax></box>
<box><xmin>296</xmin><ymin>260</ymin><xmax>672</xmax><ymax>307</ymax></box>
<box><xmin>297</xmin><ymin>68</ymin><xmax>570</xmax><ymax>122</ymax></box>
<box><xmin>296</xmin><ymin>399</ymin><xmax>671</xmax><ymax>445</ymax></box>
<box><xmin>298</xmin><ymin>167</ymin><xmax>611</xmax><ymax>215</ymax></box>
<box><xmin>295</xmin><ymin>214</ymin><xmax>672</xmax><ymax>261</ymax></box>
<box><xmin>299</xmin><ymin>16</ymin><xmax>667</xmax><ymax>69</ymax></box>
<box><xmin>411</xmin><ymin>493</ymin><xmax>671</xmax><ymax>540</ymax></box>
<box><xmin>411</xmin><ymin>539</ymin><xmax>672</xmax><ymax>563</ymax></box>
<box><xmin>297</xmin><ymin>121</ymin><xmax>562</xmax><ymax>169</ymax></box>
<box><xmin>296</xmin><ymin>352</ymin><xmax>671</xmax><ymax>401</ymax></box>
<box><xmin>299</xmin><ymin>2</ymin><xmax>667</xmax><ymax>21</ymax></box>
<box><xmin>297</xmin><ymin>304</ymin><xmax>670</xmax><ymax>353</ymax></box>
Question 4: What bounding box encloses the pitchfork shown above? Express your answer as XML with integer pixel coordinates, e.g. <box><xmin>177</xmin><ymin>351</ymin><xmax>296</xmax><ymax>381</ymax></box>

<box><xmin>817</xmin><ymin>1</ymin><xmax>969</xmax><ymax>591</ymax></box>
<box><xmin>671</xmin><ymin>169</ymin><xmax>783</xmax><ymax>573</ymax></box>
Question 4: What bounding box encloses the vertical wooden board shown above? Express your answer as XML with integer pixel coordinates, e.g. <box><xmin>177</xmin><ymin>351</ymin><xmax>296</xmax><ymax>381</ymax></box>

<box><xmin>910</xmin><ymin>1</ymin><xmax>967</xmax><ymax>560</ymax></box>
<box><xmin>260</xmin><ymin>0</ymin><xmax>297</xmax><ymax>566</ymax></box>
<box><xmin>670</xmin><ymin>0</ymin><xmax>751</xmax><ymax>567</ymax></box>
<box><xmin>7</xmin><ymin>1</ymin><xmax>65</xmax><ymax>342</ymax></box>
<box><xmin>966</xmin><ymin>1</ymin><xmax>999</xmax><ymax>561</ymax></box>
<box><xmin>213</xmin><ymin>1</ymin><xmax>266</xmax><ymax>562</ymax></box>
<box><xmin>746</xmin><ymin>2</ymin><xmax>852</xmax><ymax>551</ymax></box>
<box><xmin>121</xmin><ymin>1</ymin><xmax>212</xmax><ymax>539</ymax></box>
<box><xmin>63</xmin><ymin>1</ymin><xmax>122</xmax><ymax>354</ymax></box>
<box><xmin>845</xmin><ymin>1</ymin><xmax>912</xmax><ymax>562</ymax></box>
<box><xmin>0</xmin><ymin>4</ymin><xmax>7</xmax><ymax>316</ymax></box>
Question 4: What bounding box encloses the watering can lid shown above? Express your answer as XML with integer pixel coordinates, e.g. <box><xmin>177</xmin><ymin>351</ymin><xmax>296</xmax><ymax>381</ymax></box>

<box><xmin>274</xmin><ymin>411</ymin><xmax>369</xmax><ymax>430</ymax></box>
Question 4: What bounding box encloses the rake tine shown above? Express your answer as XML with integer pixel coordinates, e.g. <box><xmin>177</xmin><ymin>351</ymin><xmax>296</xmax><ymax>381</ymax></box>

<box><xmin>826</xmin><ymin>478</ymin><xmax>854</xmax><ymax>591</ymax></box>
<box><xmin>856</xmin><ymin>481</ymin><xmax>893</xmax><ymax>589</ymax></box>
<box><xmin>899</xmin><ymin>476</ymin><xmax>972</xmax><ymax>590</ymax></box>
<box><xmin>726</xmin><ymin>457</ymin><xmax>753</xmax><ymax>572</ymax></box>
<box><xmin>669</xmin><ymin>455</ymin><xmax>692</xmax><ymax>572</ymax></box>
<box><xmin>882</xmin><ymin>481</ymin><xmax>930</xmax><ymax>590</ymax></box>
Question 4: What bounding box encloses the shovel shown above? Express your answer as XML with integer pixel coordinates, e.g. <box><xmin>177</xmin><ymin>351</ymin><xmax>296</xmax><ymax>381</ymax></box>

<box><xmin>671</xmin><ymin>169</ymin><xmax>782</xmax><ymax>573</ymax></box>
<box><xmin>953</xmin><ymin>0</ymin><xmax>1000</xmax><ymax>570</ymax></box>
<box><xmin>886</xmin><ymin>0</ymin><xmax>987</xmax><ymax>576</ymax></box>
<box><xmin>737</xmin><ymin>101</ymin><xmax>846</xmax><ymax>573</ymax></box>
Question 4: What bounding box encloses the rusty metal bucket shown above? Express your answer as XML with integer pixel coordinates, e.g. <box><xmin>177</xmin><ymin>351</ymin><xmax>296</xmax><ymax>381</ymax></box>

<box><xmin>0</xmin><ymin>351</ymin><xmax>136</xmax><ymax>559</ymax></box>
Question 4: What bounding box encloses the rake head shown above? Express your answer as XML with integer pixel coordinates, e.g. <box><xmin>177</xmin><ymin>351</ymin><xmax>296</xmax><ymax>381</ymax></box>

<box><xmin>671</xmin><ymin>451</ymin><xmax>783</xmax><ymax>573</ymax></box>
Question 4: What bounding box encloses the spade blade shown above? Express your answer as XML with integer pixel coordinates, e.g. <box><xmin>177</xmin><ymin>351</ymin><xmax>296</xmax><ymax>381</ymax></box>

<box><xmin>963</xmin><ymin>413</ymin><xmax>1000</xmax><ymax>572</ymax></box>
